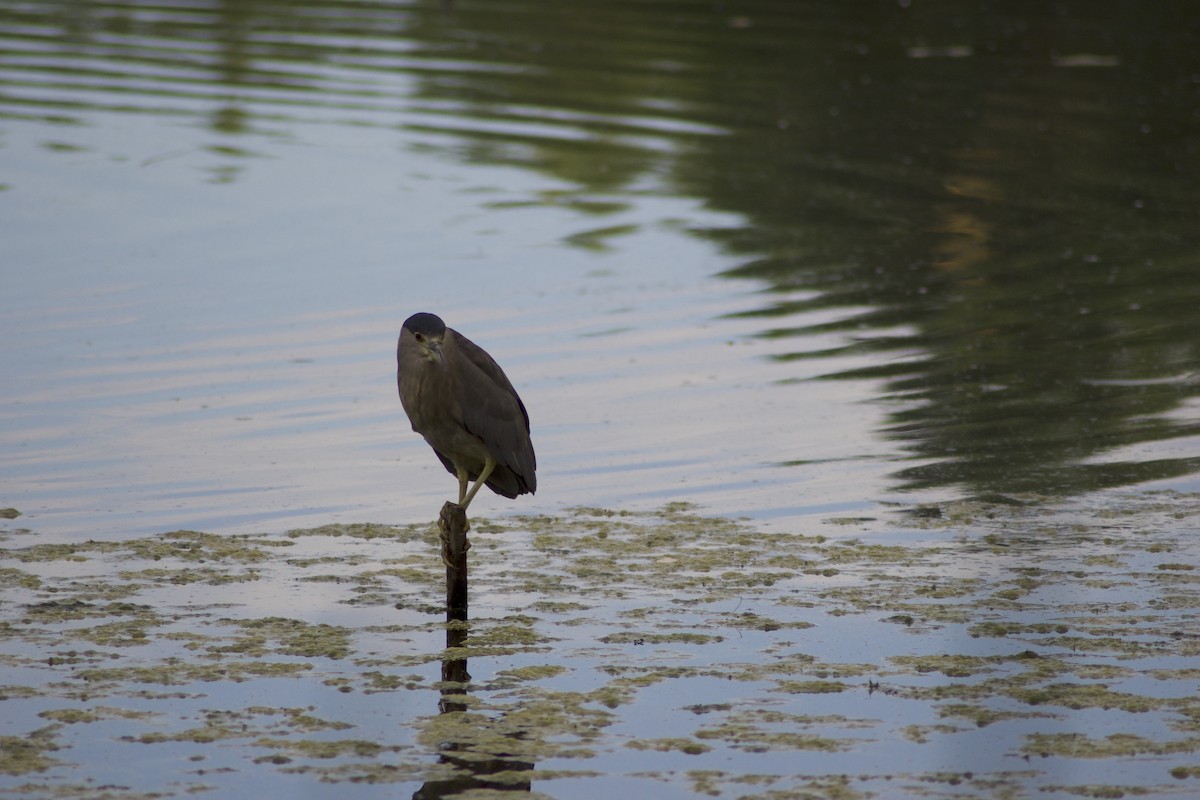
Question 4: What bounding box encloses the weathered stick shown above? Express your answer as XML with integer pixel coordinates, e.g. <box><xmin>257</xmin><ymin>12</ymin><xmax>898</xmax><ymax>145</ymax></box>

<box><xmin>438</xmin><ymin>500</ymin><xmax>469</xmax><ymax>621</ymax></box>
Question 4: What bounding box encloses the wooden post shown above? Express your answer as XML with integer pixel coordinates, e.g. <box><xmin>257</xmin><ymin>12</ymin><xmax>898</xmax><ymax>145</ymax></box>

<box><xmin>438</xmin><ymin>501</ymin><xmax>470</xmax><ymax>713</ymax></box>
<box><xmin>439</xmin><ymin>501</ymin><xmax>469</xmax><ymax>621</ymax></box>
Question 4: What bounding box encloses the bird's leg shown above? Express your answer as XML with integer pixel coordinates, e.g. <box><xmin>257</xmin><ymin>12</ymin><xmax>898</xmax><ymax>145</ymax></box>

<box><xmin>455</xmin><ymin>466</ymin><xmax>470</xmax><ymax>505</ymax></box>
<box><xmin>460</xmin><ymin>458</ymin><xmax>497</xmax><ymax>510</ymax></box>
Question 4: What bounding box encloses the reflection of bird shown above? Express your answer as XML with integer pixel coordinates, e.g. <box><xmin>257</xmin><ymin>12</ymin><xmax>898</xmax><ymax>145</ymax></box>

<box><xmin>397</xmin><ymin>313</ymin><xmax>536</xmax><ymax>510</ymax></box>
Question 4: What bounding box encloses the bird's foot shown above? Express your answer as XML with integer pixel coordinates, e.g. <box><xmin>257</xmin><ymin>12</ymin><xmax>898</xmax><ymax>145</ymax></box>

<box><xmin>439</xmin><ymin>532</ymin><xmax>471</xmax><ymax>568</ymax></box>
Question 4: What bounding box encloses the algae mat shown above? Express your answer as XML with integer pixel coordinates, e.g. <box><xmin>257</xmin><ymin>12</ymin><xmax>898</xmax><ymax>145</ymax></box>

<box><xmin>1</xmin><ymin>493</ymin><xmax>1198</xmax><ymax>799</ymax></box>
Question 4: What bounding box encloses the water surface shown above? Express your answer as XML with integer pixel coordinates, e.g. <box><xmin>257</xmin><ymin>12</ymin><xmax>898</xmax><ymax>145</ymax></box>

<box><xmin>2</xmin><ymin>2</ymin><xmax>1200</xmax><ymax>797</ymax></box>
<box><xmin>4</xmin><ymin>0</ymin><xmax>1197</xmax><ymax>539</ymax></box>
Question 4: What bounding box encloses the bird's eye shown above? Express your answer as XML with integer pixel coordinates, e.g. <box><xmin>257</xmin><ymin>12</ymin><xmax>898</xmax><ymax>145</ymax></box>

<box><xmin>414</xmin><ymin>333</ymin><xmax>424</xmax><ymax>342</ymax></box>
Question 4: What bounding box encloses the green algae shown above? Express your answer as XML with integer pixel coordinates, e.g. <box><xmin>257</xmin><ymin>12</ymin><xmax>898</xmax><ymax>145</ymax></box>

<box><xmin>902</xmin><ymin>723</ymin><xmax>965</xmax><ymax>744</ymax></box>
<box><xmin>1007</xmin><ymin>682</ymin><xmax>1169</xmax><ymax>713</ymax></box>
<box><xmin>75</xmin><ymin>660</ymin><xmax>313</xmax><ymax>687</ymax></box>
<box><xmin>286</xmin><ymin>522</ymin><xmax>428</xmax><ymax>542</ymax></box>
<box><xmin>221</xmin><ymin>617</ymin><xmax>354</xmax><ymax>660</ymax></box>
<box><xmin>38</xmin><ymin>707</ymin><xmax>155</xmax><ymax>725</ymax></box>
<box><xmin>122</xmin><ymin>531</ymin><xmax>287</xmax><ymax>562</ymax></box>
<box><xmin>0</xmin><ymin>568</ymin><xmax>40</xmax><ymax>590</ymax></box>
<box><xmin>2</xmin><ymin>543</ymin><xmax>89</xmax><ymax>564</ymax></box>
<box><xmin>0</xmin><ymin>685</ymin><xmax>42</xmax><ymax>702</ymax></box>
<box><xmin>358</xmin><ymin>671</ymin><xmax>422</xmax><ymax>692</ymax></box>
<box><xmin>23</xmin><ymin>601</ymin><xmax>157</xmax><ymax>622</ymax></box>
<box><xmin>1</xmin><ymin>493</ymin><xmax>1198</xmax><ymax>797</ymax></box>
<box><xmin>253</xmin><ymin>738</ymin><xmax>392</xmax><ymax>759</ymax></box>
<box><xmin>489</xmin><ymin>665</ymin><xmax>567</xmax><ymax>685</ymax></box>
<box><xmin>937</xmin><ymin>703</ymin><xmax>1057</xmax><ymax>728</ymax></box>
<box><xmin>685</xmin><ymin>707</ymin><xmax>854</xmax><ymax>754</ymax></box>
<box><xmin>454</xmin><ymin>616</ymin><xmax>552</xmax><ymax>654</ymax></box>
<box><xmin>599</xmin><ymin>631</ymin><xmax>721</xmax><ymax>645</ymax></box>
<box><xmin>729</xmin><ymin>612</ymin><xmax>814</xmax><ymax>632</ymax></box>
<box><xmin>893</xmin><ymin>653</ymin><xmax>994</xmax><ymax>677</ymax></box>
<box><xmin>129</xmin><ymin>707</ymin><xmax>356</xmax><ymax>749</ymax></box>
<box><xmin>71</xmin><ymin>620</ymin><xmax>157</xmax><ymax>648</ymax></box>
<box><xmin>0</xmin><ymin>729</ymin><xmax>62</xmax><ymax>775</ymax></box>
<box><xmin>693</xmin><ymin>723</ymin><xmax>845</xmax><ymax>753</ymax></box>
<box><xmin>626</xmin><ymin>737</ymin><xmax>710</xmax><ymax>755</ymax></box>
<box><xmin>272</xmin><ymin>759</ymin><xmax>426</xmax><ymax>784</ymax></box>
<box><xmin>2</xmin><ymin>531</ymin><xmax>284</xmax><ymax>566</ymax></box>
<box><xmin>772</xmin><ymin>680</ymin><xmax>847</xmax><ymax>694</ymax></box>
<box><xmin>118</xmin><ymin>566</ymin><xmax>262</xmax><ymax>585</ymax></box>
<box><xmin>527</xmin><ymin>600</ymin><xmax>591</xmax><ymax>613</ymax></box>
<box><xmin>415</xmin><ymin>687</ymin><xmax>615</xmax><ymax>763</ymax></box>
<box><xmin>1040</xmin><ymin>784</ymin><xmax>1158</xmax><ymax>798</ymax></box>
<box><xmin>1023</xmin><ymin>733</ymin><xmax>1200</xmax><ymax>758</ymax></box>
<box><xmin>722</xmin><ymin>654</ymin><xmax>879</xmax><ymax>684</ymax></box>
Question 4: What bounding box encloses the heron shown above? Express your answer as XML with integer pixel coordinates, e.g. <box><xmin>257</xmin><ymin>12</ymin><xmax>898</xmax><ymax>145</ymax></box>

<box><xmin>397</xmin><ymin>312</ymin><xmax>536</xmax><ymax>511</ymax></box>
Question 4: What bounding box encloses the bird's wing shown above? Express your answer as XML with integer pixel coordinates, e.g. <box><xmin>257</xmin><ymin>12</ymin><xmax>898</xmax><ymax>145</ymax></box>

<box><xmin>449</xmin><ymin>330</ymin><xmax>537</xmax><ymax>489</ymax></box>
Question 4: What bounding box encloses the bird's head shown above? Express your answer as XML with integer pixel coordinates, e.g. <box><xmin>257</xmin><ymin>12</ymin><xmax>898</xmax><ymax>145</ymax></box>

<box><xmin>403</xmin><ymin>312</ymin><xmax>447</xmax><ymax>366</ymax></box>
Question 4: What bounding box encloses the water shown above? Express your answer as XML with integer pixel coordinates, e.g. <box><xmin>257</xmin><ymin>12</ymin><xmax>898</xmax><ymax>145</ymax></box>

<box><xmin>2</xmin><ymin>1</ymin><xmax>1200</xmax><ymax>797</ymax></box>
<box><xmin>3</xmin><ymin>1</ymin><xmax>1198</xmax><ymax>540</ymax></box>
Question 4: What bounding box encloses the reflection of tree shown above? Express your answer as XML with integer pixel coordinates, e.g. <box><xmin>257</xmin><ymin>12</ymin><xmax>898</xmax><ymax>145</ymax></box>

<box><xmin>395</xmin><ymin>0</ymin><xmax>1200</xmax><ymax>496</ymax></box>
<box><xmin>711</xmin><ymin>9</ymin><xmax>1200</xmax><ymax>493</ymax></box>
<box><xmin>402</xmin><ymin>1</ymin><xmax>677</xmax><ymax>191</ymax></box>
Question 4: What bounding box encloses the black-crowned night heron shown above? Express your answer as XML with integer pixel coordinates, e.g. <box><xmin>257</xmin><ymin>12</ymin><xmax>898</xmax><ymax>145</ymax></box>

<box><xmin>397</xmin><ymin>312</ymin><xmax>537</xmax><ymax>510</ymax></box>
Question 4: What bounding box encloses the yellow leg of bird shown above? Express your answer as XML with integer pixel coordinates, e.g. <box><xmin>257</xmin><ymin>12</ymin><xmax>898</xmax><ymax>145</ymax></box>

<box><xmin>455</xmin><ymin>467</ymin><xmax>469</xmax><ymax>505</ymax></box>
<box><xmin>460</xmin><ymin>458</ymin><xmax>497</xmax><ymax>510</ymax></box>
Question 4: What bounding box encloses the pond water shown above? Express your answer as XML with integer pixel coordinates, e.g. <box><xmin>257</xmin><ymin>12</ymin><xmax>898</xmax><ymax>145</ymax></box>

<box><xmin>2</xmin><ymin>1</ymin><xmax>1199</xmax><ymax>798</ymax></box>
<box><xmin>3</xmin><ymin>0</ymin><xmax>1196</xmax><ymax>540</ymax></box>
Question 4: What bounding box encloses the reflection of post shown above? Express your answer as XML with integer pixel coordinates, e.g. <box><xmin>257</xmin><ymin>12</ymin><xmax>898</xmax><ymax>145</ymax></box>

<box><xmin>439</xmin><ymin>501</ymin><xmax>469</xmax><ymax>620</ymax></box>
<box><xmin>415</xmin><ymin>502</ymin><xmax>533</xmax><ymax>799</ymax></box>
<box><xmin>439</xmin><ymin>622</ymin><xmax>470</xmax><ymax>714</ymax></box>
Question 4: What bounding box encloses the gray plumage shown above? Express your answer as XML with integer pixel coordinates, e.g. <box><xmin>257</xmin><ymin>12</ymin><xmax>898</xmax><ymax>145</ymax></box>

<box><xmin>397</xmin><ymin>312</ymin><xmax>536</xmax><ymax>508</ymax></box>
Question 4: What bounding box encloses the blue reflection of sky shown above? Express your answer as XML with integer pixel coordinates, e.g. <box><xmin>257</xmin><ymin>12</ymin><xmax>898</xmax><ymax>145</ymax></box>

<box><xmin>1</xmin><ymin>102</ymin><xmax>900</xmax><ymax>541</ymax></box>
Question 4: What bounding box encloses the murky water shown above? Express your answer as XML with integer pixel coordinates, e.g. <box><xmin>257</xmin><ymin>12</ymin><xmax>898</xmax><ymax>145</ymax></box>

<box><xmin>3</xmin><ymin>0</ymin><xmax>1197</xmax><ymax>539</ymax></box>
<box><xmin>2</xmin><ymin>1</ymin><xmax>1199</xmax><ymax>798</ymax></box>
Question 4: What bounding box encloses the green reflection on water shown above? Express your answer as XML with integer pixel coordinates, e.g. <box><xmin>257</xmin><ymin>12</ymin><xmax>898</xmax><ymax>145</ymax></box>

<box><xmin>396</xmin><ymin>0</ymin><xmax>1200</xmax><ymax>497</ymax></box>
<box><xmin>2</xmin><ymin>0</ymin><xmax>1197</xmax><ymax>498</ymax></box>
<box><xmin>690</xmin><ymin>2</ymin><xmax>1200</xmax><ymax>495</ymax></box>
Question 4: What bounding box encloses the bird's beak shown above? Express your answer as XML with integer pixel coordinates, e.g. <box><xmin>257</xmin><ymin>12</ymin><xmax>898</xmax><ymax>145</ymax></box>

<box><xmin>424</xmin><ymin>340</ymin><xmax>445</xmax><ymax>367</ymax></box>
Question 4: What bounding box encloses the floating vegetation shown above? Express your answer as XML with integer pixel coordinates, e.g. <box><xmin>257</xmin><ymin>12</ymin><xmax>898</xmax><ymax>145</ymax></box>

<box><xmin>1</xmin><ymin>492</ymin><xmax>1198</xmax><ymax>798</ymax></box>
